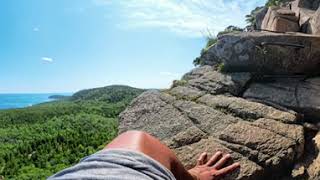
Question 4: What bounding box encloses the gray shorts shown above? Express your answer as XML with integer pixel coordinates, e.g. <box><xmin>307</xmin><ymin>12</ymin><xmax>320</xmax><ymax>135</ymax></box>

<box><xmin>48</xmin><ymin>149</ymin><xmax>176</xmax><ymax>180</ymax></box>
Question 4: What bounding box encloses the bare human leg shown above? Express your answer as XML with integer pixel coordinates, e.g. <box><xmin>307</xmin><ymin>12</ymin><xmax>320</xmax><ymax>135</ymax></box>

<box><xmin>105</xmin><ymin>131</ymin><xmax>240</xmax><ymax>180</ymax></box>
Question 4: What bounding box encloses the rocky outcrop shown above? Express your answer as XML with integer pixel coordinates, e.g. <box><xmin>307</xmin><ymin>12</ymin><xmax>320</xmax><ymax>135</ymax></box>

<box><xmin>251</xmin><ymin>0</ymin><xmax>320</xmax><ymax>35</ymax></box>
<box><xmin>119</xmin><ymin>66</ymin><xmax>306</xmax><ymax>179</ymax></box>
<box><xmin>299</xmin><ymin>8</ymin><xmax>315</xmax><ymax>33</ymax></box>
<box><xmin>308</xmin><ymin>8</ymin><xmax>320</xmax><ymax>35</ymax></box>
<box><xmin>200</xmin><ymin>32</ymin><xmax>320</xmax><ymax>74</ymax></box>
<box><xmin>244</xmin><ymin>77</ymin><xmax>320</xmax><ymax>121</ymax></box>
<box><xmin>308</xmin><ymin>132</ymin><xmax>320</xmax><ymax>179</ymax></box>
<box><xmin>291</xmin><ymin>0</ymin><xmax>320</xmax><ymax>11</ymax></box>
<box><xmin>118</xmin><ymin>39</ymin><xmax>320</xmax><ymax>179</ymax></box>
<box><xmin>118</xmin><ymin>1</ymin><xmax>320</xmax><ymax>179</ymax></box>
<box><xmin>181</xmin><ymin>66</ymin><xmax>251</xmax><ymax>96</ymax></box>
<box><xmin>286</xmin><ymin>0</ymin><xmax>320</xmax><ymax>35</ymax></box>
<box><xmin>261</xmin><ymin>7</ymin><xmax>299</xmax><ymax>32</ymax></box>
<box><xmin>291</xmin><ymin>130</ymin><xmax>320</xmax><ymax>179</ymax></box>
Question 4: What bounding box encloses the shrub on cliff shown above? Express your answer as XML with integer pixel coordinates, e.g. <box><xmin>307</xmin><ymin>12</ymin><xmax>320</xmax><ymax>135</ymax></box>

<box><xmin>193</xmin><ymin>26</ymin><xmax>243</xmax><ymax>66</ymax></box>
<box><xmin>217</xmin><ymin>26</ymin><xmax>244</xmax><ymax>36</ymax></box>
<box><xmin>266</xmin><ymin>0</ymin><xmax>292</xmax><ymax>7</ymax></box>
<box><xmin>245</xmin><ymin>6</ymin><xmax>265</xmax><ymax>28</ymax></box>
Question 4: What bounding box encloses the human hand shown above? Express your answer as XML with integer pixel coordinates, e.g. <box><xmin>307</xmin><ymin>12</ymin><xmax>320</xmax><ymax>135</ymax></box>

<box><xmin>188</xmin><ymin>151</ymin><xmax>240</xmax><ymax>180</ymax></box>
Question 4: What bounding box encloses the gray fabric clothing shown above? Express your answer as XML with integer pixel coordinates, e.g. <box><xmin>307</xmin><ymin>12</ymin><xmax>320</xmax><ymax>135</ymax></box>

<box><xmin>48</xmin><ymin>149</ymin><xmax>176</xmax><ymax>180</ymax></box>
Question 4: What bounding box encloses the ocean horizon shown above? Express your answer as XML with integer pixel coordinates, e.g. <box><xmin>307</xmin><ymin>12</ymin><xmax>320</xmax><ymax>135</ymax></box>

<box><xmin>0</xmin><ymin>93</ymin><xmax>73</xmax><ymax>110</ymax></box>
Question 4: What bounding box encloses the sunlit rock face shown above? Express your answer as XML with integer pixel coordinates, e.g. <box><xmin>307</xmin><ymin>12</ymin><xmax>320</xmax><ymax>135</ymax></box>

<box><xmin>261</xmin><ymin>7</ymin><xmax>299</xmax><ymax>32</ymax></box>
<box><xmin>119</xmin><ymin>66</ymin><xmax>306</xmax><ymax>179</ymax></box>
<box><xmin>290</xmin><ymin>0</ymin><xmax>320</xmax><ymax>35</ymax></box>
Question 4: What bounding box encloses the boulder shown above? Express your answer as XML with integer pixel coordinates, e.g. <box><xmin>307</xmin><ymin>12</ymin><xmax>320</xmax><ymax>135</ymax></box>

<box><xmin>181</xmin><ymin>66</ymin><xmax>252</xmax><ymax>96</ymax></box>
<box><xmin>290</xmin><ymin>131</ymin><xmax>320</xmax><ymax>179</ymax></box>
<box><xmin>261</xmin><ymin>7</ymin><xmax>299</xmax><ymax>32</ymax></box>
<box><xmin>243</xmin><ymin>77</ymin><xmax>320</xmax><ymax>121</ymax></box>
<box><xmin>308</xmin><ymin>8</ymin><xmax>320</xmax><ymax>35</ymax></box>
<box><xmin>289</xmin><ymin>0</ymin><xmax>320</xmax><ymax>35</ymax></box>
<box><xmin>200</xmin><ymin>32</ymin><xmax>320</xmax><ymax>75</ymax></box>
<box><xmin>291</xmin><ymin>0</ymin><xmax>320</xmax><ymax>11</ymax></box>
<box><xmin>307</xmin><ymin>132</ymin><xmax>320</xmax><ymax>179</ymax></box>
<box><xmin>299</xmin><ymin>8</ymin><xmax>315</xmax><ymax>33</ymax></box>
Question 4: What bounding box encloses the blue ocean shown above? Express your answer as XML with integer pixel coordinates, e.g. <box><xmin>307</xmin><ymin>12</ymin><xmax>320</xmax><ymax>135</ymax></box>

<box><xmin>0</xmin><ymin>93</ymin><xmax>72</xmax><ymax>110</ymax></box>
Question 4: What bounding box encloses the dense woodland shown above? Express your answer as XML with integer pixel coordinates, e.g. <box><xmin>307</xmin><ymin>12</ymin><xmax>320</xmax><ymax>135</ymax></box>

<box><xmin>0</xmin><ymin>85</ymin><xmax>145</xmax><ymax>180</ymax></box>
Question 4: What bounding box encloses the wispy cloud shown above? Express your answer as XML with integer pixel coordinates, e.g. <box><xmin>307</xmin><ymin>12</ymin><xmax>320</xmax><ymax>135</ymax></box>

<box><xmin>41</xmin><ymin>57</ymin><xmax>53</xmax><ymax>63</ymax></box>
<box><xmin>94</xmin><ymin>0</ymin><xmax>265</xmax><ymax>37</ymax></box>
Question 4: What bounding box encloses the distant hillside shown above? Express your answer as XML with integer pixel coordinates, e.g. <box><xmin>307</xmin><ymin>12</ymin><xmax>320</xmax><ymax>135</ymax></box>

<box><xmin>71</xmin><ymin>85</ymin><xmax>145</xmax><ymax>103</ymax></box>
<box><xmin>0</xmin><ymin>85</ymin><xmax>145</xmax><ymax>179</ymax></box>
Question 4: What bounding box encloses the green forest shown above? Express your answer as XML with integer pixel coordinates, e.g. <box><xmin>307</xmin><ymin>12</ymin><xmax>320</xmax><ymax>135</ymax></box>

<box><xmin>0</xmin><ymin>85</ymin><xmax>145</xmax><ymax>180</ymax></box>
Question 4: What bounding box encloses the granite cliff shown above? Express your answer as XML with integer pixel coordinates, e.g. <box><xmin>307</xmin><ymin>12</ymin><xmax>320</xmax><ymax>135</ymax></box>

<box><xmin>119</xmin><ymin>0</ymin><xmax>320</xmax><ymax>179</ymax></box>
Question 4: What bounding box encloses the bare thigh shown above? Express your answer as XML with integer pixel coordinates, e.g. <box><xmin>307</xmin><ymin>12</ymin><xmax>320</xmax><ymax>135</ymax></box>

<box><xmin>105</xmin><ymin>131</ymin><xmax>176</xmax><ymax>171</ymax></box>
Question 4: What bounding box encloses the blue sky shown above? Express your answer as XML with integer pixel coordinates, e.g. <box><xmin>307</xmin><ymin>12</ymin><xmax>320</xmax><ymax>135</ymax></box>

<box><xmin>0</xmin><ymin>0</ymin><xmax>266</xmax><ymax>93</ymax></box>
